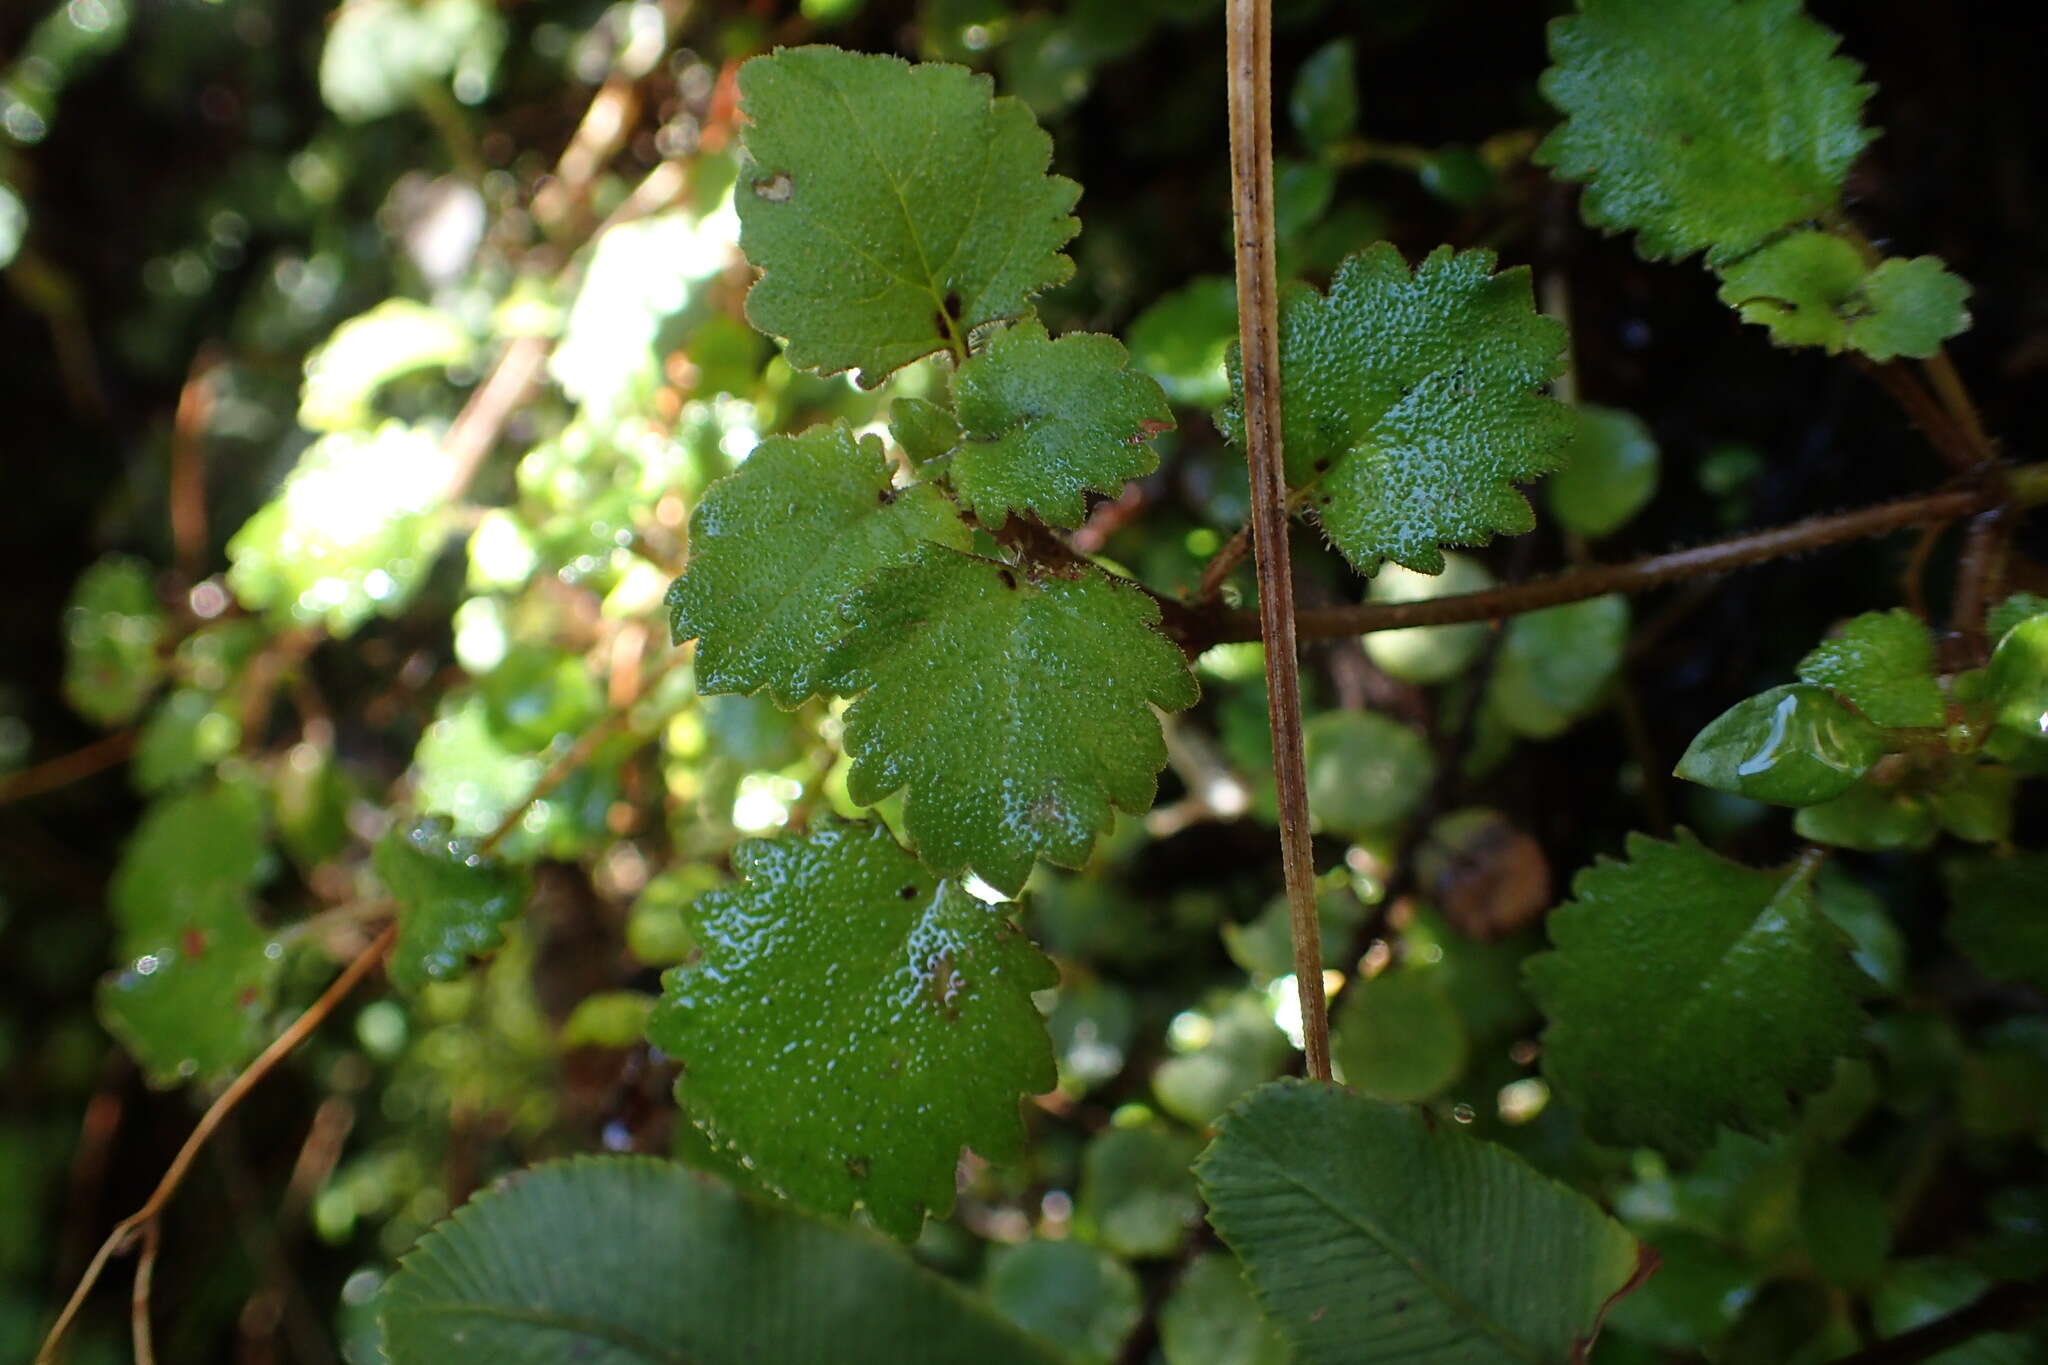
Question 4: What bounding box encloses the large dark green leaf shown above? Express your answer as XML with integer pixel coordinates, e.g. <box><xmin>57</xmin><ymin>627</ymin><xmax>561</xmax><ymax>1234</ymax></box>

<box><xmin>1196</xmin><ymin>1081</ymin><xmax>1644</xmax><ymax>1363</ymax></box>
<box><xmin>380</xmin><ymin>1156</ymin><xmax>1066</xmax><ymax>1364</ymax></box>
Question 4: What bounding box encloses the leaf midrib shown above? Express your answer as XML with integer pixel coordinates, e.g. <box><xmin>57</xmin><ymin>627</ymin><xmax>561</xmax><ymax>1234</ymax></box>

<box><xmin>1241</xmin><ymin>1128</ymin><xmax>1547</xmax><ymax>1363</ymax></box>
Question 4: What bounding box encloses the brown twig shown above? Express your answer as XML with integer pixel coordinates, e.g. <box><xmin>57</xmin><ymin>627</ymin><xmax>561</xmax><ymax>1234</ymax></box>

<box><xmin>1205</xmin><ymin>480</ymin><xmax>2019</xmax><ymax>645</ymax></box>
<box><xmin>0</xmin><ymin>730</ymin><xmax>134</xmax><ymax>806</ymax></box>
<box><xmin>36</xmin><ymin>923</ymin><xmax>398</xmax><ymax>1365</ymax></box>
<box><xmin>1226</xmin><ymin>0</ymin><xmax>1328</xmax><ymax>1081</ymax></box>
<box><xmin>129</xmin><ymin>1221</ymin><xmax>158</xmax><ymax>1365</ymax></box>
<box><xmin>168</xmin><ymin>347</ymin><xmax>220</xmax><ymax>587</ymax></box>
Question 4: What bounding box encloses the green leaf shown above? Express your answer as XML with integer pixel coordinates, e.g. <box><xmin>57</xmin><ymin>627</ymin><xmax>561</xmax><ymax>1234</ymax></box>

<box><xmin>647</xmin><ymin>821</ymin><xmax>1056</xmax><ymax>1239</ymax></box>
<box><xmin>1331</xmin><ymin>967</ymin><xmax>1468</xmax><ymax>1102</ymax></box>
<box><xmin>0</xmin><ymin>180</ymin><xmax>23</xmax><ymax>271</ymax></box>
<box><xmin>1537</xmin><ymin>0</ymin><xmax>1874</xmax><ymax>265</ymax></box>
<box><xmin>561</xmin><ymin>991</ymin><xmax>658</xmax><ymax>1049</ymax></box>
<box><xmin>1984</xmin><ymin>613</ymin><xmax>2048</xmax><ymax>743</ymax></box>
<box><xmin>1849</xmin><ymin>256</ymin><xmax>1974</xmax><ymax>361</ymax></box>
<box><xmin>949</xmin><ymin>319</ymin><xmax>1173</xmax><ymax>529</ymax></box>
<box><xmin>1159</xmin><ymin>1253</ymin><xmax>1293</xmax><ymax>1365</ymax></box>
<box><xmin>380</xmin><ymin>1155</ymin><xmax>1067</xmax><ymax>1364</ymax></box>
<box><xmin>1793</xmin><ymin>779</ymin><xmax>1936</xmax><ymax>853</ymax></box>
<box><xmin>1674</xmin><ymin>683</ymin><xmax>1888</xmax><ymax>806</ymax></box>
<box><xmin>984</xmin><ymin>1239</ymin><xmax>1141</xmax><ymax>1365</ymax></box>
<box><xmin>736</xmin><ymin>46</ymin><xmax>1080</xmax><ymax>387</ymax></box>
<box><xmin>1486</xmin><ymin>595</ymin><xmax>1630</xmax><ymax>740</ymax></box>
<box><xmin>1289</xmin><ymin>39</ymin><xmax>1358</xmax><ymax>151</ymax></box>
<box><xmin>1127</xmin><ymin>276</ymin><xmax>1237</xmax><ymax>407</ymax></box>
<box><xmin>132</xmin><ymin>689</ymin><xmax>242</xmax><ymax>793</ymax></box>
<box><xmin>1302</xmin><ymin>710</ymin><xmax>1434</xmax><ymax>840</ymax></box>
<box><xmin>109</xmin><ymin>782</ymin><xmax>272</xmax><ymax>933</ymax></box>
<box><xmin>319</xmin><ymin>0</ymin><xmax>503</xmax><ymax>123</ymax></box>
<box><xmin>373</xmin><ymin>816</ymin><xmax>531</xmax><ymax>993</ymax></box>
<box><xmin>1196</xmin><ymin>1080</ymin><xmax>1643</xmax><ymax>1363</ymax></box>
<box><xmin>61</xmin><ymin>555</ymin><xmax>166</xmax><ymax>727</ymax></box>
<box><xmin>100</xmin><ymin>782</ymin><xmax>280</xmax><ymax>1085</ymax></box>
<box><xmin>1077</xmin><ymin>1124</ymin><xmax>1202</xmax><ymax>1258</ymax></box>
<box><xmin>1715</xmin><ymin>233</ymin><xmax>1972</xmax><ymax>361</ymax></box>
<box><xmin>889</xmin><ymin>396</ymin><xmax>961</xmax><ymax>466</ymax></box>
<box><xmin>1799</xmin><ymin>1154</ymin><xmax>1891</xmax><ymax>1288</ymax></box>
<box><xmin>1987</xmin><ymin>592</ymin><xmax>2048</xmax><ymax>644</ymax></box>
<box><xmin>1546</xmin><ymin>405</ymin><xmax>1660</xmax><ymax>540</ymax></box>
<box><xmin>99</xmin><ymin>910</ymin><xmax>281</xmax><ymax>1088</ymax></box>
<box><xmin>1524</xmin><ymin>833</ymin><xmax>1870</xmax><ymax>1156</ymax></box>
<box><xmin>226</xmin><ymin>424</ymin><xmax>452</xmax><ymax>637</ymax></box>
<box><xmin>1224</xmin><ymin>244</ymin><xmax>1570</xmax><ymax>576</ymax></box>
<box><xmin>1944</xmin><ymin>852</ymin><xmax>2048</xmax><ymax>993</ymax></box>
<box><xmin>299</xmin><ymin>300</ymin><xmax>474</xmax><ymax>432</ymax></box>
<box><xmin>666</xmin><ymin>423</ymin><xmax>970</xmax><ymax>707</ymax></box>
<box><xmin>1797</xmin><ymin>609</ymin><xmax>1945</xmax><ymax>728</ymax></box>
<box><xmin>830</xmin><ymin>546</ymin><xmax>1198</xmax><ymax>893</ymax></box>
<box><xmin>1361</xmin><ymin>553</ymin><xmax>1496</xmax><ymax>684</ymax></box>
<box><xmin>1153</xmin><ymin>991</ymin><xmax>1292</xmax><ymax>1127</ymax></box>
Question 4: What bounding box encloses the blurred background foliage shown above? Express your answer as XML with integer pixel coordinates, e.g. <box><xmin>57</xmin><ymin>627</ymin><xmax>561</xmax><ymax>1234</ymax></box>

<box><xmin>2</xmin><ymin>0</ymin><xmax>2045</xmax><ymax>1361</ymax></box>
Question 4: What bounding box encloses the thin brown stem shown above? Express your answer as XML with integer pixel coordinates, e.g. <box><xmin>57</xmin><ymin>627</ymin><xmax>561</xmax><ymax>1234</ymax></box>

<box><xmin>1920</xmin><ymin>349</ymin><xmax>1995</xmax><ymax>462</ymax></box>
<box><xmin>1226</xmin><ymin>0</ymin><xmax>1328</xmax><ymax>1081</ymax></box>
<box><xmin>168</xmin><ymin>347</ymin><xmax>219</xmax><ymax>587</ymax></box>
<box><xmin>0</xmin><ymin>730</ymin><xmax>134</xmax><ymax>806</ymax></box>
<box><xmin>129</xmin><ymin>1221</ymin><xmax>158</xmax><ymax>1365</ymax></box>
<box><xmin>37</xmin><ymin>923</ymin><xmax>397</xmax><ymax>1365</ymax></box>
<box><xmin>1209</xmin><ymin>481</ymin><xmax>2012</xmax><ymax>645</ymax></box>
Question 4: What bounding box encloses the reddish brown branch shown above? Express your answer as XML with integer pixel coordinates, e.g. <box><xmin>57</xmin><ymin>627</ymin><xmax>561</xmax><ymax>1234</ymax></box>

<box><xmin>1206</xmin><ymin>482</ymin><xmax>2006</xmax><ymax>646</ymax></box>
<box><xmin>1226</xmin><ymin>0</ymin><xmax>1329</xmax><ymax>1081</ymax></box>
<box><xmin>0</xmin><ymin>730</ymin><xmax>134</xmax><ymax>806</ymax></box>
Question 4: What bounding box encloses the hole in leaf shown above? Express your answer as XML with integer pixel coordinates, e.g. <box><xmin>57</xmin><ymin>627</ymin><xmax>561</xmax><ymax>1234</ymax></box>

<box><xmin>753</xmin><ymin>171</ymin><xmax>794</xmax><ymax>201</ymax></box>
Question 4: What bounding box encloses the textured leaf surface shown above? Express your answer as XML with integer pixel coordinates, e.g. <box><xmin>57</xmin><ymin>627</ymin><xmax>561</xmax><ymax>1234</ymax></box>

<box><xmin>1224</xmin><ymin>244</ymin><xmax>1570</xmax><ymax>575</ymax></box>
<box><xmin>1797</xmin><ymin>609</ymin><xmax>1945</xmax><ymax>728</ymax></box>
<box><xmin>226</xmin><ymin>424</ymin><xmax>452</xmax><ymax>636</ymax></box>
<box><xmin>99</xmin><ymin>783</ymin><xmax>279</xmax><ymax>1085</ymax></box>
<box><xmin>666</xmin><ymin>423</ymin><xmax>969</xmax><ymax>706</ymax></box>
<box><xmin>736</xmin><ymin>46</ymin><xmax>1079</xmax><ymax>386</ymax></box>
<box><xmin>1546</xmin><ymin>405</ymin><xmax>1659</xmax><ymax>540</ymax></box>
<box><xmin>1197</xmin><ymin>1080</ymin><xmax>1642</xmax><ymax>1363</ymax></box>
<box><xmin>1715</xmin><ymin>233</ymin><xmax>1971</xmax><ymax>361</ymax></box>
<box><xmin>1675</xmin><ymin>683</ymin><xmax>1888</xmax><ymax>805</ymax></box>
<box><xmin>1944</xmin><ymin>852</ymin><xmax>2048</xmax><ymax>993</ymax></box>
<box><xmin>374</xmin><ymin>816</ymin><xmax>531</xmax><ymax>992</ymax></box>
<box><xmin>647</xmin><ymin>821</ymin><xmax>1056</xmax><ymax>1239</ymax></box>
<box><xmin>950</xmin><ymin>319</ymin><xmax>1173</xmax><ymax>528</ymax></box>
<box><xmin>1524</xmin><ymin>833</ymin><xmax>1869</xmax><ymax>1156</ymax></box>
<box><xmin>380</xmin><ymin>1155</ymin><xmax>1067</xmax><ymax>1364</ymax></box>
<box><xmin>61</xmin><ymin>555</ymin><xmax>166</xmax><ymax>726</ymax></box>
<box><xmin>1537</xmin><ymin>0</ymin><xmax>1873</xmax><ymax>264</ymax></box>
<box><xmin>830</xmin><ymin>546</ymin><xmax>1198</xmax><ymax>893</ymax></box>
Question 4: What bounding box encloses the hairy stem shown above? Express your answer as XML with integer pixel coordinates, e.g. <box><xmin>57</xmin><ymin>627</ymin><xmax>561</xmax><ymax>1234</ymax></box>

<box><xmin>1226</xmin><ymin>0</ymin><xmax>1329</xmax><ymax>1081</ymax></box>
<box><xmin>1207</xmin><ymin>479</ymin><xmax>2023</xmax><ymax>645</ymax></box>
